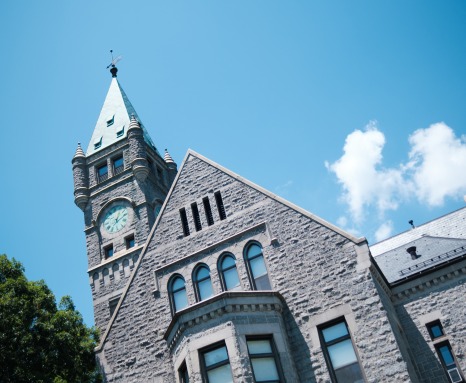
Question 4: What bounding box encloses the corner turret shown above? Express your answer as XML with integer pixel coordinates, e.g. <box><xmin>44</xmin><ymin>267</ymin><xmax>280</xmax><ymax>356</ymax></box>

<box><xmin>128</xmin><ymin>115</ymin><xmax>149</xmax><ymax>182</ymax></box>
<box><xmin>72</xmin><ymin>143</ymin><xmax>89</xmax><ymax>211</ymax></box>
<box><xmin>164</xmin><ymin>148</ymin><xmax>177</xmax><ymax>185</ymax></box>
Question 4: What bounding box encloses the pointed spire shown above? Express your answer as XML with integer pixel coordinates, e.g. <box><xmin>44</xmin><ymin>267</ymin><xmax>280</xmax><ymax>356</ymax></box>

<box><xmin>164</xmin><ymin>148</ymin><xmax>175</xmax><ymax>164</ymax></box>
<box><xmin>73</xmin><ymin>142</ymin><xmax>85</xmax><ymax>159</ymax></box>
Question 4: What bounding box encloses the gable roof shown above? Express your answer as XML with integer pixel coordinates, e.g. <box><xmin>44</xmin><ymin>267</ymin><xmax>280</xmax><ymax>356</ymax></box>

<box><xmin>373</xmin><ymin>235</ymin><xmax>466</xmax><ymax>284</ymax></box>
<box><xmin>95</xmin><ymin>149</ymin><xmax>366</xmax><ymax>350</ymax></box>
<box><xmin>86</xmin><ymin>77</ymin><xmax>158</xmax><ymax>156</ymax></box>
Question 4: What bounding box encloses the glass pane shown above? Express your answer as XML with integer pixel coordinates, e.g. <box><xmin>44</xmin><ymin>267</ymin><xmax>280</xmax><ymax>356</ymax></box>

<box><xmin>174</xmin><ymin>290</ymin><xmax>188</xmax><ymax>311</ymax></box>
<box><xmin>328</xmin><ymin>339</ymin><xmax>358</xmax><ymax>369</ymax></box>
<box><xmin>206</xmin><ymin>364</ymin><xmax>233</xmax><ymax>383</ymax></box>
<box><xmin>247</xmin><ymin>339</ymin><xmax>273</xmax><ymax>354</ymax></box>
<box><xmin>114</xmin><ymin>157</ymin><xmax>123</xmax><ymax>167</ymax></box>
<box><xmin>197</xmin><ymin>266</ymin><xmax>210</xmax><ymax>280</ymax></box>
<box><xmin>430</xmin><ymin>324</ymin><xmax>443</xmax><ymax>338</ymax></box>
<box><xmin>98</xmin><ymin>165</ymin><xmax>108</xmax><ymax>175</ymax></box>
<box><xmin>255</xmin><ymin>274</ymin><xmax>271</xmax><ymax>290</ymax></box>
<box><xmin>222</xmin><ymin>256</ymin><xmax>236</xmax><ymax>269</ymax></box>
<box><xmin>334</xmin><ymin>362</ymin><xmax>364</xmax><ymax>383</ymax></box>
<box><xmin>439</xmin><ymin>345</ymin><xmax>455</xmax><ymax>367</ymax></box>
<box><xmin>247</xmin><ymin>244</ymin><xmax>262</xmax><ymax>259</ymax></box>
<box><xmin>198</xmin><ymin>278</ymin><xmax>213</xmax><ymax>300</ymax></box>
<box><xmin>204</xmin><ymin>346</ymin><xmax>228</xmax><ymax>367</ymax></box>
<box><xmin>224</xmin><ymin>267</ymin><xmax>240</xmax><ymax>290</ymax></box>
<box><xmin>251</xmin><ymin>357</ymin><xmax>279</xmax><ymax>381</ymax></box>
<box><xmin>172</xmin><ymin>277</ymin><xmax>185</xmax><ymax>291</ymax></box>
<box><xmin>322</xmin><ymin>322</ymin><xmax>349</xmax><ymax>343</ymax></box>
<box><xmin>250</xmin><ymin>256</ymin><xmax>267</xmax><ymax>278</ymax></box>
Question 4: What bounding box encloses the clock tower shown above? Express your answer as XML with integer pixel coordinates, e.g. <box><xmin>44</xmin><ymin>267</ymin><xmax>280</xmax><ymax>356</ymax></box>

<box><xmin>72</xmin><ymin>65</ymin><xmax>177</xmax><ymax>332</ymax></box>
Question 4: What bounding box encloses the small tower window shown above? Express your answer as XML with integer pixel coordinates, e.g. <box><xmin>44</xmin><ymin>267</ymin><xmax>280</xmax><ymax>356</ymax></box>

<box><xmin>180</xmin><ymin>208</ymin><xmax>190</xmax><ymax>236</ymax></box>
<box><xmin>104</xmin><ymin>245</ymin><xmax>114</xmax><ymax>259</ymax></box>
<box><xmin>214</xmin><ymin>191</ymin><xmax>226</xmax><ymax>220</ymax></box>
<box><xmin>107</xmin><ymin>115</ymin><xmax>115</xmax><ymax>127</ymax></box>
<box><xmin>96</xmin><ymin>163</ymin><xmax>108</xmax><ymax>183</ymax></box>
<box><xmin>125</xmin><ymin>235</ymin><xmax>135</xmax><ymax>249</ymax></box>
<box><xmin>203</xmin><ymin>197</ymin><xmax>214</xmax><ymax>226</ymax></box>
<box><xmin>94</xmin><ymin>136</ymin><xmax>102</xmax><ymax>150</ymax></box>
<box><xmin>191</xmin><ymin>202</ymin><xmax>202</xmax><ymax>231</ymax></box>
<box><xmin>113</xmin><ymin>156</ymin><xmax>124</xmax><ymax>176</ymax></box>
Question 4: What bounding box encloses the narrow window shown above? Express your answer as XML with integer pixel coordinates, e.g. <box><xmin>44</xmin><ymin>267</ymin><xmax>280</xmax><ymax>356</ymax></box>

<box><xmin>96</xmin><ymin>163</ymin><xmax>108</xmax><ymax>183</ymax></box>
<box><xmin>178</xmin><ymin>361</ymin><xmax>189</xmax><ymax>383</ymax></box>
<box><xmin>180</xmin><ymin>208</ymin><xmax>190</xmax><ymax>236</ymax></box>
<box><xmin>247</xmin><ymin>337</ymin><xmax>283</xmax><ymax>383</ymax></box>
<box><xmin>427</xmin><ymin>320</ymin><xmax>445</xmax><ymax>340</ymax></box>
<box><xmin>191</xmin><ymin>203</ymin><xmax>202</xmax><ymax>231</ymax></box>
<box><xmin>319</xmin><ymin>319</ymin><xmax>364</xmax><ymax>383</ymax></box>
<box><xmin>200</xmin><ymin>343</ymin><xmax>233</xmax><ymax>383</ymax></box>
<box><xmin>435</xmin><ymin>342</ymin><xmax>463</xmax><ymax>383</ymax></box>
<box><xmin>169</xmin><ymin>276</ymin><xmax>188</xmax><ymax>313</ymax></box>
<box><xmin>125</xmin><ymin>235</ymin><xmax>135</xmax><ymax>249</ymax></box>
<box><xmin>194</xmin><ymin>265</ymin><xmax>213</xmax><ymax>301</ymax></box>
<box><xmin>219</xmin><ymin>254</ymin><xmax>241</xmax><ymax>291</ymax></box>
<box><xmin>104</xmin><ymin>244</ymin><xmax>114</xmax><ymax>259</ymax></box>
<box><xmin>94</xmin><ymin>136</ymin><xmax>102</xmax><ymax>150</ymax></box>
<box><xmin>214</xmin><ymin>191</ymin><xmax>226</xmax><ymax>220</ymax></box>
<box><xmin>116</xmin><ymin>125</ymin><xmax>125</xmax><ymax>137</ymax></box>
<box><xmin>109</xmin><ymin>296</ymin><xmax>119</xmax><ymax>316</ymax></box>
<box><xmin>113</xmin><ymin>156</ymin><xmax>124</xmax><ymax>176</ymax></box>
<box><xmin>107</xmin><ymin>115</ymin><xmax>115</xmax><ymax>127</ymax></box>
<box><xmin>203</xmin><ymin>197</ymin><xmax>214</xmax><ymax>226</ymax></box>
<box><xmin>245</xmin><ymin>243</ymin><xmax>271</xmax><ymax>290</ymax></box>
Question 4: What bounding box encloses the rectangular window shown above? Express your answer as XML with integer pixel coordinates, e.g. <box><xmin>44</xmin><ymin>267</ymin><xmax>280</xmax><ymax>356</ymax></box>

<box><xmin>435</xmin><ymin>342</ymin><xmax>463</xmax><ymax>383</ymax></box>
<box><xmin>203</xmin><ymin>197</ymin><xmax>214</xmax><ymax>226</ymax></box>
<box><xmin>427</xmin><ymin>320</ymin><xmax>445</xmax><ymax>340</ymax></box>
<box><xmin>178</xmin><ymin>361</ymin><xmax>189</xmax><ymax>383</ymax></box>
<box><xmin>96</xmin><ymin>163</ymin><xmax>108</xmax><ymax>183</ymax></box>
<box><xmin>113</xmin><ymin>156</ymin><xmax>124</xmax><ymax>176</ymax></box>
<box><xmin>200</xmin><ymin>343</ymin><xmax>233</xmax><ymax>383</ymax></box>
<box><xmin>319</xmin><ymin>319</ymin><xmax>364</xmax><ymax>383</ymax></box>
<box><xmin>180</xmin><ymin>208</ymin><xmax>190</xmax><ymax>236</ymax></box>
<box><xmin>109</xmin><ymin>296</ymin><xmax>119</xmax><ymax>316</ymax></box>
<box><xmin>191</xmin><ymin>203</ymin><xmax>202</xmax><ymax>231</ymax></box>
<box><xmin>214</xmin><ymin>191</ymin><xmax>226</xmax><ymax>220</ymax></box>
<box><xmin>125</xmin><ymin>235</ymin><xmax>135</xmax><ymax>249</ymax></box>
<box><xmin>247</xmin><ymin>336</ymin><xmax>283</xmax><ymax>383</ymax></box>
<box><xmin>104</xmin><ymin>245</ymin><xmax>114</xmax><ymax>259</ymax></box>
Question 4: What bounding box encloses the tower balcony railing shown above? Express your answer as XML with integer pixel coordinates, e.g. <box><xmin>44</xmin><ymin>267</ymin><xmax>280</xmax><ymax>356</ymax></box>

<box><xmin>96</xmin><ymin>172</ymin><xmax>109</xmax><ymax>184</ymax></box>
<box><xmin>113</xmin><ymin>164</ymin><xmax>124</xmax><ymax>176</ymax></box>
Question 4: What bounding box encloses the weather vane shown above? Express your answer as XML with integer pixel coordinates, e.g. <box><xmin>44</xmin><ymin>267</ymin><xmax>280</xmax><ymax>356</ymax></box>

<box><xmin>107</xmin><ymin>50</ymin><xmax>122</xmax><ymax>77</ymax></box>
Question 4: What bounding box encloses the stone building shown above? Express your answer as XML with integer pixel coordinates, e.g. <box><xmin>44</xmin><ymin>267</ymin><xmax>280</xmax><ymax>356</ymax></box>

<box><xmin>72</xmin><ymin>66</ymin><xmax>466</xmax><ymax>382</ymax></box>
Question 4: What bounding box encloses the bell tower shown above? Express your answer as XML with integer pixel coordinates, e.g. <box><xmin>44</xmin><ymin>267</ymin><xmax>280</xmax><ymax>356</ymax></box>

<box><xmin>72</xmin><ymin>65</ymin><xmax>177</xmax><ymax>332</ymax></box>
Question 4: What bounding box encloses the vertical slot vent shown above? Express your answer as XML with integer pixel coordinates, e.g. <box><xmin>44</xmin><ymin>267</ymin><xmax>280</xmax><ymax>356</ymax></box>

<box><xmin>191</xmin><ymin>203</ymin><xmax>202</xmax><ymax>231</ymax></box>
<box><xmin>203</xmin><ymin>197</ymin><xmax>214</xmax><ymax>226</ymax></box>
<box><xmin>214</xmin><ymin>191</ymin><xmax>227</xmax><ymax>220</ymax></box>
<box><xmin>179</xmin><ymin>208</ymin><xmax>190</xmax><ymax>236</ymax></box>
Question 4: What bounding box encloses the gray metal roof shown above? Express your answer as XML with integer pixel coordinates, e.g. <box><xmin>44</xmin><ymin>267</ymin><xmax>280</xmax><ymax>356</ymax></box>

<box><xmin>371</xmin><ymin>207</ymin><xmax>466</xmax><ymax>257</ymax></box>
<box><xmin>86</xmin><ymin>77</ymin><xmax>158</xmax><ymax>156</ymax></box>
<box><xmin>373</xmin><ymin>235</ymin><xmax>466</xmax><ymax>284</ymax></box>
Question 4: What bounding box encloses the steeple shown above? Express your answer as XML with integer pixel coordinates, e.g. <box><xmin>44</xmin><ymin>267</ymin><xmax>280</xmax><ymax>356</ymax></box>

<box><xmin>86</xmin><ymin>66</ymin><xmax>158</xmax><ymax>156</ymax></box>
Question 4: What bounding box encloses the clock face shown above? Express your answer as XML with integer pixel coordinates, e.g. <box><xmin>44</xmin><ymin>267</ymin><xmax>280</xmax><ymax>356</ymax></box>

<box><xmin>103</xmin><ymin>205</ymin><xmax>129</xmax><ymax>233</ymax></box>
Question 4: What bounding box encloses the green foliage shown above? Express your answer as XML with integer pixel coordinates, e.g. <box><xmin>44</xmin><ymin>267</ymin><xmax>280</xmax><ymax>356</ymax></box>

<box><xmin>0</xmin><ymin>254</ymin><xmax>101</xmax><ymax>383</ymax></box>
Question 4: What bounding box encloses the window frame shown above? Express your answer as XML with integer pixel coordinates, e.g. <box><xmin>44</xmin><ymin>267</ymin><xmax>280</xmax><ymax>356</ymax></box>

<box><xmin>218</xmin><ymin>253</ymin><xmax>241</xmax><ymax>292</ymax></box>
<box><xmin>125</xmin><ymin>234</ymin><xmax>135</xmax><ymax>249</ymax></box>
<box><xmin>244</xmin><ymin>242</ymin><xmax>271</xmax><ymax>290</ymax></box>
<box><xmin>214</xmin><ymin>191</ymin><xmax>226</xmax><ymax>220</ymax></box>
<box><xmin>178</xmin><ymin>361</ymin><xmax>189</xmax><ymax>383</ymax></box>
<box><xmin>193</xmin><ymin>264</ymin><xmax>214</xmax><ymax>302</ymax></box>
<box><xmin>246</xmin><ymin>335</ymin><xmax>284</xmax><ymax>383</ymax></box>
<box><xmin>180</xmin><ymin>208</ymin><xmax>190</xmax><ymax>236</ymax></box>
<box><xmin>199</xmin><ymin>341</ymin><xmax>233</xmax><ymax>383</ymax></box>
<box><xmin>168</xmin><ymin>275</ymin><xmax>189</xmax><ymax>314</ymax></box>
<box><xmin>318</xmin><ymin>317</ymin><xmax>365</xmax><ymax>383</ymax></box>
<box><xmin>104</xmin><ymin>244</ymin><xmax>114</xmax><ymax>259</ymax></box>
<box><xmin>113</xmin><ymin>155</ymin><xmax>124</xmax><ymax>176</ymax></box>
<box><xmin>96</xmin><ymin>162</ymin><xmax>109</xmax><ymax>183</ymax></box>
<box><xmin>426</xmin><ymin>320</ymin><xmax>445</xmax><ymax>340</ymax></box>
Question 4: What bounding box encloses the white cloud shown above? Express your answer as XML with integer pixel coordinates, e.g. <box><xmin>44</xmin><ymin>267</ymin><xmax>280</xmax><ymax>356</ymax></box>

<box><xmin>327</xmin><ymin>121</ymin><xmax>466</xmax><ymax>226</ymax></box>
<box><xmin>326</xmin><ymin>121</ymin><xmax>409</xmax><ymax>223</ymax></box>
<box><xmin>408</xmin><ymin>122</ymin><xmax>466</xmax><ymax>206</ymax></box>
<box><xmin>375</xmin><ymin>221</ymin><xmax>393</xmax><ymax>242</ymax></box>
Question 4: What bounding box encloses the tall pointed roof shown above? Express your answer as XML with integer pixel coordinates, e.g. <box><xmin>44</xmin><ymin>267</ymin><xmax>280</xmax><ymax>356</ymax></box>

<box><xmin>86</xmin><ymin>71</ymin><xmax>158</xmax><ymax>156</ymax></box>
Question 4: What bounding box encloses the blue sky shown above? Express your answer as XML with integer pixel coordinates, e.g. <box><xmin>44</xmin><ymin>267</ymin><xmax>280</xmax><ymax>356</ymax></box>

<box><xmin>1</xmin><ymin>1</ymin><xmax>465</xmax><ymax>326</ymax></box>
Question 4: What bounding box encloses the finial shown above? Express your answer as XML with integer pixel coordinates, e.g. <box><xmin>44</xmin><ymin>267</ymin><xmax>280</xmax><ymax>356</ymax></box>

<box><xmin>73</xmin><ymin>142</ymin><xmax>85</xmax><ymax>158</ymax></box>
<box><xmin>106</xmin><ymin>50</ymin><xmax>122</xmax><ymax>78</ymax></box>
<box><xmin>408</xmin><ymin>220</ymin><xmax>415</xmax><ymax>229</ymax></box>
<box><xmin>164</xmin><ymin>148</ymin><xmax>175</xmax><ymax>164</ymax></box>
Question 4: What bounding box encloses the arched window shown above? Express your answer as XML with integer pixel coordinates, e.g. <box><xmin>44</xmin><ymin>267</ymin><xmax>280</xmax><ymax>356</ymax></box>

<box><xmin>169</xmin><ymin>276</ymin><xmax>188</xmax><ymax>313</ymax></box>
<box><xmin>194</xmin><ymin>265</ymin><xmax>214</xmax><ymax>301</ymax></box>
<box><xmin>219</xmin><ymin>254</ymin><xmax>241</xmax><ymax>291</ymax></box>
<box><xmin>245</xmin><ymin>243</ymin><xmax>271</xmax><ymax>290</ymax></box>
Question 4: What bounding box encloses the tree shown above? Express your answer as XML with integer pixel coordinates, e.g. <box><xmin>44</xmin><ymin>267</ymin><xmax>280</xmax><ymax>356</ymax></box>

<box><xmin>0</xmin><ymin>254</ymin><xmax>100</xmax><ymax>383</ymax></box>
